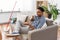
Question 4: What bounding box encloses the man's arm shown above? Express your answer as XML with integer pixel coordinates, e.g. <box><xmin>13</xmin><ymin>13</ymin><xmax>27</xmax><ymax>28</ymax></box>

<box><xmin>23</xmin><ymin>16</ymin><xmax>34</xmax><ymax>25</ymax></box>
<box><xmin>30</xmin><ymin>16</ymin><xmax>34</xmax><ymax>21</ymax></box>
<box><xmin>23</xmin><ymin>16</ymin><xmax>35</xmax><ymax>30</ymax></box>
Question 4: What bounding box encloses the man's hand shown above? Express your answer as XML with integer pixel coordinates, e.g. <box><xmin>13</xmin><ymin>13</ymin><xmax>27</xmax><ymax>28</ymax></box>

<box><xmin>23</xmin><ymin>22</ymin><xmax>29</xmax><ymax>25</ymax></box>
<box><xmin>29</xmin><ymin>24</ymin><xmax>35</xmax><ymax>30</ymax></box>
<box><xmin>29</xmin><ymin>27</ymin><xmax>34</xmax><ymax>30</ymax></box>
<box><xmin>23</xmin><ymin>22</ymin><xmax>35</xmax><ymax>30</ymax></box>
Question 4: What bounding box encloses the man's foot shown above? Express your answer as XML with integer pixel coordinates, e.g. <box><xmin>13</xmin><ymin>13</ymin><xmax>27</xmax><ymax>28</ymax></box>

<box><xmin>12</xmin><ymin>32</ymin><xmax>19</xmax><ymax>34</ymax></box>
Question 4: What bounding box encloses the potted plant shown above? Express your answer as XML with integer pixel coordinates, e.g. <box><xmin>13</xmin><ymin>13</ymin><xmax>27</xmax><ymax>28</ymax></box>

<box><xmin>42</xmin><ymin>4</ymin><xmax>58</xmax><ymax>20</ymax></box>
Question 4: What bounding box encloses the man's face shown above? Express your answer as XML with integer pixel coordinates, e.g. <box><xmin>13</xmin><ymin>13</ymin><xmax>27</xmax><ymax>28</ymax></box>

<box><xmin>37</xmin><ymin>9</ymin><xmax>43</xmax><ymax>17</ymax></box>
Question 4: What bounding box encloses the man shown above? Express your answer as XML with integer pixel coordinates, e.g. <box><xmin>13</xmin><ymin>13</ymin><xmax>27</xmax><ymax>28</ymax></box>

<box><xmin>12</xmin><ymin>7</ymin><xmax>46</xmax><ymax>34</ymax></box>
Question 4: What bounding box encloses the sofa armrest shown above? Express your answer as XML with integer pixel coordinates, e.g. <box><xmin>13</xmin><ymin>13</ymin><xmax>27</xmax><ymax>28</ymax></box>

<box><xmin>28</xmin><ymin>25</ymin><xmax>58</xmax><ymax>40</ymax></box>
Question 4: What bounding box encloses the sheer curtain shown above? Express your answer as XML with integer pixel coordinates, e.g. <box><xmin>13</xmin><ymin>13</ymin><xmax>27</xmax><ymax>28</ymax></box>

<box><xmin>0</xmin><ymin>0</ymin><xmax>35</xmax><ymax>12</ymax></box>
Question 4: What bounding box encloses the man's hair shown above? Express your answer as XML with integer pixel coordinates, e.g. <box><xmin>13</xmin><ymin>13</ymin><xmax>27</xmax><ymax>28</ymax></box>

<box><xmin>37</xmin><ymin>7</ymin><xmax>44</xmax><ymax>12</ymax></box>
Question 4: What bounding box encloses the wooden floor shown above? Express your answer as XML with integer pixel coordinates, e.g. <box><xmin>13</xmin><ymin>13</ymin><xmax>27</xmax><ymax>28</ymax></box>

<box><xmin>0</xmin><ymin>26</ymin><xmax>60</xmax><ymax>40</ymax></box>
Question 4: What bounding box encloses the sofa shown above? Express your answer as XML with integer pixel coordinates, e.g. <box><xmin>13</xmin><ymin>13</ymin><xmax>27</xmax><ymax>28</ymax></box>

<box><xmin>27</xmin><ymin>25</ymin><xmax>58</xmax><ymax>40</ymax></box>
<box><xmin>16</xmin><ymin>14</ymin><xmax>58</xmax><ymax>40</ymax></box>
<box><xmin>0</xmin><ymin>12</ymin><xmax>57</xmax><ymax>40</ymax></box>
<box><xmin>20</xmin><ymin>25</ymin><xmax>58</xmax><ymax>40</ymax></box>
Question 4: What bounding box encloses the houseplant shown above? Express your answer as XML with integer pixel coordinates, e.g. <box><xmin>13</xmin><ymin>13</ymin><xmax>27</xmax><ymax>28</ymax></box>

<box><xmin>42</xmin><ymin>4</ymin><xmax>58</xmax><ymax>20</ymax></box>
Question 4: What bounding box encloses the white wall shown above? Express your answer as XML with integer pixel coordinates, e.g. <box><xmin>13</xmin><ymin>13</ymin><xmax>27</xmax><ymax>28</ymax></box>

<box><xmin>0</xmin><ymin>11</ymin><xmax>34</xmax><ymax>23</ymax></box>
<box><xmin>0</xmin><ymin>13</ymin><xmax>17</xmax><ymax>23</ymax></box>
<box><xmin>0</xmin><ymin>0</ymin><xmax>60</xmax><ymax>12</ymax></box>
<box><xmin>0</xmin><ymin>0</ymin><xmax>36</xmax><ymax>12</ymax></box>
<box><xmin>48</xmin><ymin>0</ymin><xmax>60</xmax><ymax>9</ymax></box>
<box><xmin>0</xmin><ymin>0</ymin><xmax>36</xmax><ymax>23</ymax></box>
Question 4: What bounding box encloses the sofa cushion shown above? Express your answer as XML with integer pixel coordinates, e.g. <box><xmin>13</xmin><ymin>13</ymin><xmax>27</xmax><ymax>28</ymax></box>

<box><xmin>46</xmin><ymin>20</ymin><xmax>53</xmax><ymax>26</ymax></box>
<box><xmin>40</xmin><ymin>22</ymin><xmax>47</xmax><ymax>29</ymax></box>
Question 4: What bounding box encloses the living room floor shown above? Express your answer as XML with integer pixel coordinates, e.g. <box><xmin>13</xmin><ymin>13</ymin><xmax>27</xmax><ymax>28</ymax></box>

<box><xmin>0</xmin><ymin>26</ymin><xmax>60</xmax><ymax>40</ymax></box>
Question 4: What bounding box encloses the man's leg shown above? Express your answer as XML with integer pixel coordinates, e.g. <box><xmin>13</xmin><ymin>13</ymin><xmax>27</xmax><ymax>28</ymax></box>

<box><xmin>13</xmin><ymin>20</ymin><xmax>30</xmax><ymax>34</ymax></box>
<box><xmin>12</xmin><ymin>20</ymin><xmax>23</xmax><ymax>34</ymax></box>
<box><xmin>20</xmin><ymin>26</ymin><xmax>30</xmax><ymax>34</ymax></box>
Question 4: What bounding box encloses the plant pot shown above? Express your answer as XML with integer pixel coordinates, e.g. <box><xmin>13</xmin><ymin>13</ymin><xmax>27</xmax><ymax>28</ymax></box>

<box><xmin>48</xmin><ymin>14</ymin><xmax>52</xmax><ymax>19</ymax></box>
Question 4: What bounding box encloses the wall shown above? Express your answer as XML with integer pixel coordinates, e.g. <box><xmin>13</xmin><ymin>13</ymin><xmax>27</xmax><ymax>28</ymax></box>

<box><xmin>48</xmin><ymin>0</ymin><xmax>60</xmax><ymax>10</ymax></box>
<box><xmin>0</xmin><ymin>13</ymin><xmax>16</xmax><ymax>23</ymax></box>
<box><xmin>0</xmin><ymin>11</ymin><xmax>34</xmax><ymax>23</ymax></box>
<box><xmin>0</xmin><ymin>0</ymin><xmax>36</xmax><ymax>23</ymax></box>
<box><xmin>0</xmin><ymin>0</ymin><xmax>36</xmax><ymax>12</ymax></box>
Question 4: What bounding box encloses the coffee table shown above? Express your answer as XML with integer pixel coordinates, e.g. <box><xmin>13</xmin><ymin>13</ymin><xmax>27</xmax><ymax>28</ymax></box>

<box><xmin>6</xmin><ymin>34</ymin><xmax>20</xmax><ymax>40</ymax></box>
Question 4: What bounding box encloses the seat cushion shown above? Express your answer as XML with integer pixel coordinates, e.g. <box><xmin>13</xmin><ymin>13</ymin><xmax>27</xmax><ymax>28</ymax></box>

<box><xmin>41</xmin><ymin>23</ymin><xmax>47</xmax><ymax>29</ymax></box>
<box><xmin>46</xmin><ymin>20</ymin><xmax>53</xmax><ymax>26</ymax></box>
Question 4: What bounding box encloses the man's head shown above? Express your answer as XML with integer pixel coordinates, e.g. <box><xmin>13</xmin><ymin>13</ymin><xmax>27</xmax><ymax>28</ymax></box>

<box><xmin>37</xmin><ymin>7</ymin><xmax>44</xmax><ymax>17</ymax></box>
